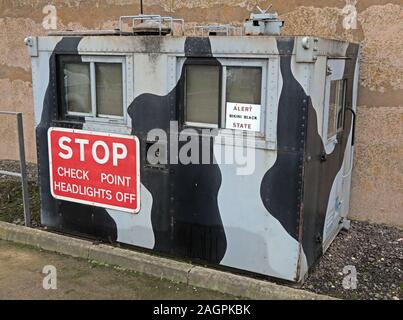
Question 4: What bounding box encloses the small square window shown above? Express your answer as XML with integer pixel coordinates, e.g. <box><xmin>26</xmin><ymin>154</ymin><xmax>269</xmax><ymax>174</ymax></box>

<box><xmin>96</xmin><ymin>63</ymin><xmax>124</xmax><ymax>117</ymax></box>
<box><xmin>226</xmin><ymin>67</ymin><xmax>262</xmax><ymax>105</ymax></box>
<box><xmin>63</xmin><ymin>62</ymin><xmax>91</xmax><ymax>114</ymax></box>
<box><xmin>185</xmin><ymin>64</ymin><xmax>220</xmax><ymax>126</ymax></box>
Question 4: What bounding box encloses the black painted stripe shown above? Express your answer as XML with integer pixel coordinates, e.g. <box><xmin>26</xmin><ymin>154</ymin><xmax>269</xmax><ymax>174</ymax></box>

<box><xmin>260</xmin><ymin>38</ymin><xmax>305</xmax><ymax>242</ymax></box>
<box><xmin>37</xmin><ymin>37</ymin><xmax>118</xmax><ymax>242</ymax></box>
<box><xmin>127</xmin><ymin>37</ymin><xmax>227</xmax><ymax>263</ymax></box>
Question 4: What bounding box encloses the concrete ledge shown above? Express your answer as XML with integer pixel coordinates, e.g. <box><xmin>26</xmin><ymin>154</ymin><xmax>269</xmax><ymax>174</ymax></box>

<box><xmin>188</xmin><ymin>266</ymin><xmax>326</xmax><ymax>300</ymax></box>
<box><xmin>1</xmin><ymin>222</ymin><xmax>92</xmax><ymax>259</ymax></box>
<box><xmin>0</xmin><ymin>221</ymin><xmax>334</xmax><ymax>300</ymax></box>
<box><xmin>88</xmin><ymin>244</ymin><xmax>192</xmax><ymax>284</ymax></box>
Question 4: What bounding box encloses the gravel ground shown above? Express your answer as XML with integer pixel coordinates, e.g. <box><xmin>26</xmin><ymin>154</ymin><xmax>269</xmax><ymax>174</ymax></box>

<box><xmin>303</xmin><ymin>221</ymin><xmax>402</xmax><ymax>300</ymax></box>
<box><xmin>0</xmin><ymin>160</ymin><xmax>401</xmax><ymax>300</ymax></box>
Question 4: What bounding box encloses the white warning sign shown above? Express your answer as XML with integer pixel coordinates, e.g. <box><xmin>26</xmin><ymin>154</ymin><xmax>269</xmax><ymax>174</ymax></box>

<box><xmin>225</xmin><ymin>102</ymin><xmax>261</xmax><ymax>132</ymax></box>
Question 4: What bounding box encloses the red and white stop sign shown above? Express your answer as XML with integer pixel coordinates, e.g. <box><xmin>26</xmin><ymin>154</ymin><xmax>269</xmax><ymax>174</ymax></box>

<box><xmin>47</xmin><ymin>127</ymin><xmax>140</xmax><ymax>213</ymax></box>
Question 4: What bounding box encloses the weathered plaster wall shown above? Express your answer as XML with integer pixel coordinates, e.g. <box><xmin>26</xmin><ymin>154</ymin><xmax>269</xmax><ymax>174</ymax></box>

<box><xmin>0</xmin><ymin>0</ymin><xmax>401</xmax><ymax>226</ymax></box>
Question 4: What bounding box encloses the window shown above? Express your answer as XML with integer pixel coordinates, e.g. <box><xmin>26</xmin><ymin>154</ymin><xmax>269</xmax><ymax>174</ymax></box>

<box><xmin>336</xmin><ymin>80</ymin><xmax>347</xmax><ymax>130</ymax></box>
<box><xmin>59</xmin><ymin>56</ymin><xmax>125</xmax><ymax>120</ymax></box>
<box><xmin>96</xmin><ymin>63</ymin><xmax>124</xmax><ymax>118</ymax></box>
<box><xmin>226</xmin><ymin>67</ymin><xmax>262</xmax><ymax>105</ymax></box>
<box><xmin>183</xmin><ymin>59</ymin><xmax>266</xmax><ymax>133</ymax></box>
<box><xmin>326</xmin><ymin>79</ymin><xmax>346</xmax><ymax>140</ymax></box>
<box><xmin>185</xmin><ymin>64</ymin><xmax>220</xmax><ymax>127</ymax></box>
<box><xmin>64</xmin><ymin>63</ymin><xmax>91</xmax><ymax>114</ymax></box>
<box><xmin>224</xmin><ymin>66</ymin><xmax>263</xmax><ymax>132</ymax></box>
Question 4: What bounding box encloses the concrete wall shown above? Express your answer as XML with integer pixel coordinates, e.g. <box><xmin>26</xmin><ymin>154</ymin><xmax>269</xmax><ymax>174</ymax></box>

<box><xmin>0</xmin><ymin>0</ymin><xmax>401</xmax><ymax>227</ymax></box>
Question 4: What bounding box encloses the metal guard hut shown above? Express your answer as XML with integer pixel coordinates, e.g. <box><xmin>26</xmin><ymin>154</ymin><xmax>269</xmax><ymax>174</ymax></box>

<box><xmin>26</xmin><ymin>11</ymin><xmax>361</xmax><ymax>282</ymax></box>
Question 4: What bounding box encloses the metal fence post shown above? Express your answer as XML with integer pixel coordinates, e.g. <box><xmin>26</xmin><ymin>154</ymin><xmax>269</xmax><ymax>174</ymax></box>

<box><xmin>0</xmin><ymin>111</ymin><xmax>31</xmax><ymax>227</ymax></box>
<box><xmin>16</xmin><ymin>113</ymin><xmax>31</xmax><ymax>227</ymax></box>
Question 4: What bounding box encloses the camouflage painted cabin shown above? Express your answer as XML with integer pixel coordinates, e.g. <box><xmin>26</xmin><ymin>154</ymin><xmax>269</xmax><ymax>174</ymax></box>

<box><xmin>26</xmin><ymin>15</ymin><xmax>360</xmax><ymax>282</ymax></box>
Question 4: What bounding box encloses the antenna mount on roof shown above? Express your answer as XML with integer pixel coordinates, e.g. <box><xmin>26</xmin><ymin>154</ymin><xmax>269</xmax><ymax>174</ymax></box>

<box><xmin>244</xmin><ymin>4</ymin><xmax>284</xmax><ymax>36</ymax></box>
<box><xmin>118</xmin><ymin>15</ymin><xmax>185</xmax><ymax>36</ymax></box>
<box><xmin>256</xmin><ymin>4</ymin><xmax>273</xmax><ymax>14</ymax></box>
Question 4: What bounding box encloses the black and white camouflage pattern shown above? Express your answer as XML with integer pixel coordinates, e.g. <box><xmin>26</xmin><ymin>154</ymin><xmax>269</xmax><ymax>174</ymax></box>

<box><xmin>29</xmin><ymin>35</ymin><xmax>360</xmax><ymax>282</ymax></box>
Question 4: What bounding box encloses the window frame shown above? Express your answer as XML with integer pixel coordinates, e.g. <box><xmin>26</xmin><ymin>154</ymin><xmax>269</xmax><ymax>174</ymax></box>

<box><xmin>323</xmin><ymin>78</ymin><xmax>347</xmax><ymax>143</ymax></box>
<box><xmin>58</xmin><ymin>55</ymin><xmax>127</xmax><ymax>124</ymax></box>
<box><xmin>183</xmin><ymin>58</ymin><xmax>222</xmax><ymax>129</ymax></box>
<box><xmin>220</xmin><ymin>59</ymin><xmax>267</xmax><ymax>137</ymax></box>
<box><xmin>180</xmin><ymin>58</ymin><xmax>268</xmax><ymax>137</ymax></box>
